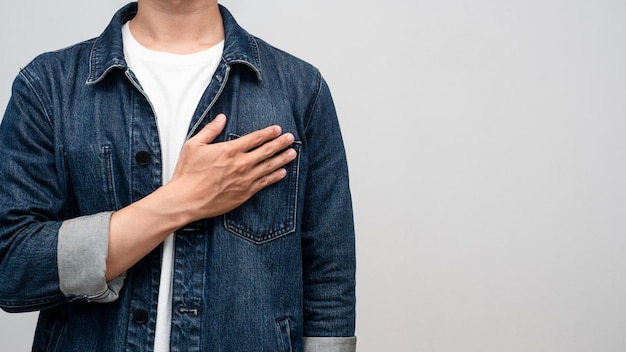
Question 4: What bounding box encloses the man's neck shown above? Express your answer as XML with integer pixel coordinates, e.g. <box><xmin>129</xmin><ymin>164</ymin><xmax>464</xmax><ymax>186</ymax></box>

<box><xmin>130</xmin><ymin>0</ymin><xmax>224</xmax><ymax>54</ymax></box>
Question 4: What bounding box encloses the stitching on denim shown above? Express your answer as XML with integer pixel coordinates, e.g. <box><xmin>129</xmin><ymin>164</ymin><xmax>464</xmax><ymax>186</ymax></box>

<box><xmin>17</xmin><ymin>69</ymin><xmax>53</xmax><ymax>128</ymax></box>
<box><xmin>248</xmin><ymin>34</ymin><xmax>262</xmax><ymax>79</ymax></box>
<box><xmin>87</xmin><ymin>37</ymin><xmax>100</xmax><ymax>83</ymax></box>
<box><xmin>303</xmin><ymin>70</ymin><xmax>323</xmax><ymax>133</ymax></box>
<box><xmin>275</xmin><ymin>317</ymin><xmax>293</xmax><ymax>352</ymax></box>
<box><xmin>222</xmin><ymin>135</ymin><xmax>302</xmax><ymax>244</ymax></box>
<box><xmin>187</xmin><ymin>63</ymin><xmax>231</xmax><ymax>139</ymax></box>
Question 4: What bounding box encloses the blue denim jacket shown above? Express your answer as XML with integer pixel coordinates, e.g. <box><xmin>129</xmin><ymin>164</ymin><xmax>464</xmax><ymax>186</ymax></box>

<box><xmin>0</xmin><ymin>3</ymin><xmax>356</xmax><ymax>351</ymax></box>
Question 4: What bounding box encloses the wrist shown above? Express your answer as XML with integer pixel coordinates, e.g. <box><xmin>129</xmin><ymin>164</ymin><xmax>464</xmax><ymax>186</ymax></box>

<box><xmin>106</xmin><ymin>184</ymin><xmax>194</xmax><ymax>279</ymax></box>
<box><xmin>141</xmin><ymin>183</ymin><xmax>197</xmax><ymax>230</ymax></box>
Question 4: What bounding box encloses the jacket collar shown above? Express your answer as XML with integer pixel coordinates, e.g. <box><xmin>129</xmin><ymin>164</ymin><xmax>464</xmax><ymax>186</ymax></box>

<box><xmin>87</xmin><ymin>2</ymin><xmax>262</xmax><ymax>84</ymax></box>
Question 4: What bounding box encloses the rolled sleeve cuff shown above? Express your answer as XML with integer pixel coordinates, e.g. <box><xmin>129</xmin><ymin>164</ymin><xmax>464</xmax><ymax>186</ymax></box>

<box><xmin>58</xmin><ymin>211</ymin><xmax>125</xmax><ymax>303</ymax></box>
<box><xmin>303</xmin><ymin>337</ymin><xmax>356</xmax><ymax>352</ymax></box>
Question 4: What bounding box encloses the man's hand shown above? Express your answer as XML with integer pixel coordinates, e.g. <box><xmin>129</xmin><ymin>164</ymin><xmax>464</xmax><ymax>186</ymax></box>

<box><xmin>107</xmin><ymin>113</ymin><xmax>297</xmax><ymax>280</ymax></box>
<box><xmin>167</xmin><ymin>113</ymin><xmax>297</xmax><ymax>221</ymax></box>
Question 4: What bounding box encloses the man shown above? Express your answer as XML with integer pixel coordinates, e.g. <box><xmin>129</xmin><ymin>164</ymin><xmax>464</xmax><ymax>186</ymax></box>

<box><xmin>0</xmin><ymin>1</ymin><xmax>356</xmax><ymax>351</ymax></box>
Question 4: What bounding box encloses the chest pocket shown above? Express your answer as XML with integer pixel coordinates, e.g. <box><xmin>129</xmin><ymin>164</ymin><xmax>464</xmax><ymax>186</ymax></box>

<box><xmin>223</xmin><ymin>133</ymin><xmax>302</xmax><ymax>244</ymax></box>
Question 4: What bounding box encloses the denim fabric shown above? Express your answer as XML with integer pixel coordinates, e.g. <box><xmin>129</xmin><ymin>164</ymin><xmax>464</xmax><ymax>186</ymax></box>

<box><xmin>0</xmin><ymin>3</ymin><xmax>356</xmax><ymax>352</ymax></box>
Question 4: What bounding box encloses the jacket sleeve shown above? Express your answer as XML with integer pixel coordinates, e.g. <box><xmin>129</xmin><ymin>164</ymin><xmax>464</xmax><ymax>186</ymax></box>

<box><xmin>0</xmin><ymin>70</ymin><xmax>123</xmax><ymax>313</ymax></box>
<box><xmin>301</xmin><ymin>73</ymin><xmax>357</xmax><ymax>350</ymax></box>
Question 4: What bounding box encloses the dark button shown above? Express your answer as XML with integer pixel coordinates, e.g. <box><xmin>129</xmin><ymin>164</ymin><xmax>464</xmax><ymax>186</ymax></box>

<box><xmin>135</xmin><ymin>151</ymin><xmax>151</xmax><ymax>166</ymax></box>
<box><xmin>133</xmin><ymin>309</ymin><xmax>149</xmax><ymax>324</ymax></box>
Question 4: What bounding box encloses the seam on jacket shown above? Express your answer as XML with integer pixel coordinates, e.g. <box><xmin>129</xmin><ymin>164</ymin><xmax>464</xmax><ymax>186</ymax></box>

<box><xmin>17</xmin><ymin>69</ymin><xmax>53</xmax><ymax>128</ymax></box>
<box><xmin>303</xmin><ymin>70</ymin><xmax>323</xmax><ymax>133</ymax></box>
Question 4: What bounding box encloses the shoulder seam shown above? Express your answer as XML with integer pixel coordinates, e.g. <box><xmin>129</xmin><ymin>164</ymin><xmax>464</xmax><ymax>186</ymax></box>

<box><xmin>17</xmin><ymin>69</ymin><xmax>53</xmax><ymax>128</ymax></box>
<box><xmin>303</xmin><ymin>69</ymin><xmax>323</xmax><ymax>133</ymax></box>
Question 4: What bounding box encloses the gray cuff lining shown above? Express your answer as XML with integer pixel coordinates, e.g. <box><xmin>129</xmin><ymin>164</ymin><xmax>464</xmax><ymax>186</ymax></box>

<box><xmin>303</xmin><ymin>336</ymin><xmax>357</xmax><ymax>352</ymax></box>
<box><xmin>58</xmin><ymin>212</ymin><xmax>124</xmax><ymax>303</ymax></box>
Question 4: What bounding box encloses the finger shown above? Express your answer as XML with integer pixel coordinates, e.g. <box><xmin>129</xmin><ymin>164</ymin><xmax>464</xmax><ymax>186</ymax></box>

<box><xmin>233</xmin><ymin>125</ymin><xmax>283</xmax><ymax>152</ymax></box>
<box><xmin>249</xmin><ymin>168</ymin><xmax>289</xmax><ymax>194</ymax></box>
<box><xmin>247</xmin><ymin>132</ymin><xmax>295</xmax><ymax>164</ymax></box>
<box><xmin>251</xmin><ymin>147</ymin><xmax>297</xmax><ymax>177</ymax></box>
<box><xmin>193</xmin><ymin>114</ymin><xmax>227</xmax><ymax>144</ymax></box>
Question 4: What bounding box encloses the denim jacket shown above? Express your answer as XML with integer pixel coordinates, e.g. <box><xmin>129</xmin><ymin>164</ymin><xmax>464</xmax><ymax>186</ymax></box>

<box><xmin>0</xmin><ymin>3</ymin><xmax>356</xmax><ymax>351</ymax></box>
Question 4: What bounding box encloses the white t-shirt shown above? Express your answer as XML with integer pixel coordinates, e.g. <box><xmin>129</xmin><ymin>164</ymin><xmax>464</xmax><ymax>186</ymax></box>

<box><xmin>122</xmin><ymin>22</ymin><xmax>223</xmax><ymax>352</ymax></box>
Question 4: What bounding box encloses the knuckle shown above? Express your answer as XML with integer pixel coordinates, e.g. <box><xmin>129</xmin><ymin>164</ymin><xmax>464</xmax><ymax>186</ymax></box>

<box><xmin>261</xmin><ymin>173</ymin><xmax>275</xmax><ymax>187</ymax></box>
<box><xmin>257</xmin><ymin>176</ymin><xmax>269</xmax><ymax>188</ymax></box>
<box><xmin>244</xmin><ymin>132</ymin><xmax>265</xmax><ymax>149</ymax></box>
<box><xmin>221</xmin><ymin>143</ymin><xmax>238</xmax><ymax>157</ymax></box>
<box><xmin>231</xmin><ymin>161</ymin><xmax>247</xmax><ymax>176</ymax></box>
<box><xmin>204</xmin><ymin>125</ymin><xmax>218</xmax><ymax>133</ymax></box>
<box><xmin>254</xmin><ymin>132</ymin><xmax>267</xmax><ymax>145</ymax></box>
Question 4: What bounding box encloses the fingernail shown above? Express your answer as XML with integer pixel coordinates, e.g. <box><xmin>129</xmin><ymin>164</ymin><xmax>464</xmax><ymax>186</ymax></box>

<box><xmin>215</xmin><ymin>114</ymin><xmax>225</xmax><ymax>122</ymax></box>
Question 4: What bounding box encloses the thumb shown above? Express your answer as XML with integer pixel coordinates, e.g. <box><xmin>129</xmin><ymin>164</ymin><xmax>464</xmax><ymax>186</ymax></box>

<box><xmin>194</xmin><ymin>114</ymin><xmax>227</xmax><ymax>144</ymax></box>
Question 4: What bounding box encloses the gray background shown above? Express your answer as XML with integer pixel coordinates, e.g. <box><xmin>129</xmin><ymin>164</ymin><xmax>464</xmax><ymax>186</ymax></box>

<box><xmin>2</xmin><ymin>1</ymin><xmax>626</xmax><ymax>351</ymax></box>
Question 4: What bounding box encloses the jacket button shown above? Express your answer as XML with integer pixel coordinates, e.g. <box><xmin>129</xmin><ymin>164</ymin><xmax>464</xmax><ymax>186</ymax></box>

<box><xmin>133</xmin><ymin>309</ymin><xmax>149</xmax><ymax>324</ymax></box>
<box><xmin>135</xmin><ymin>151</ymin><xmax>151</xmax><ymax>166</ymax></box>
